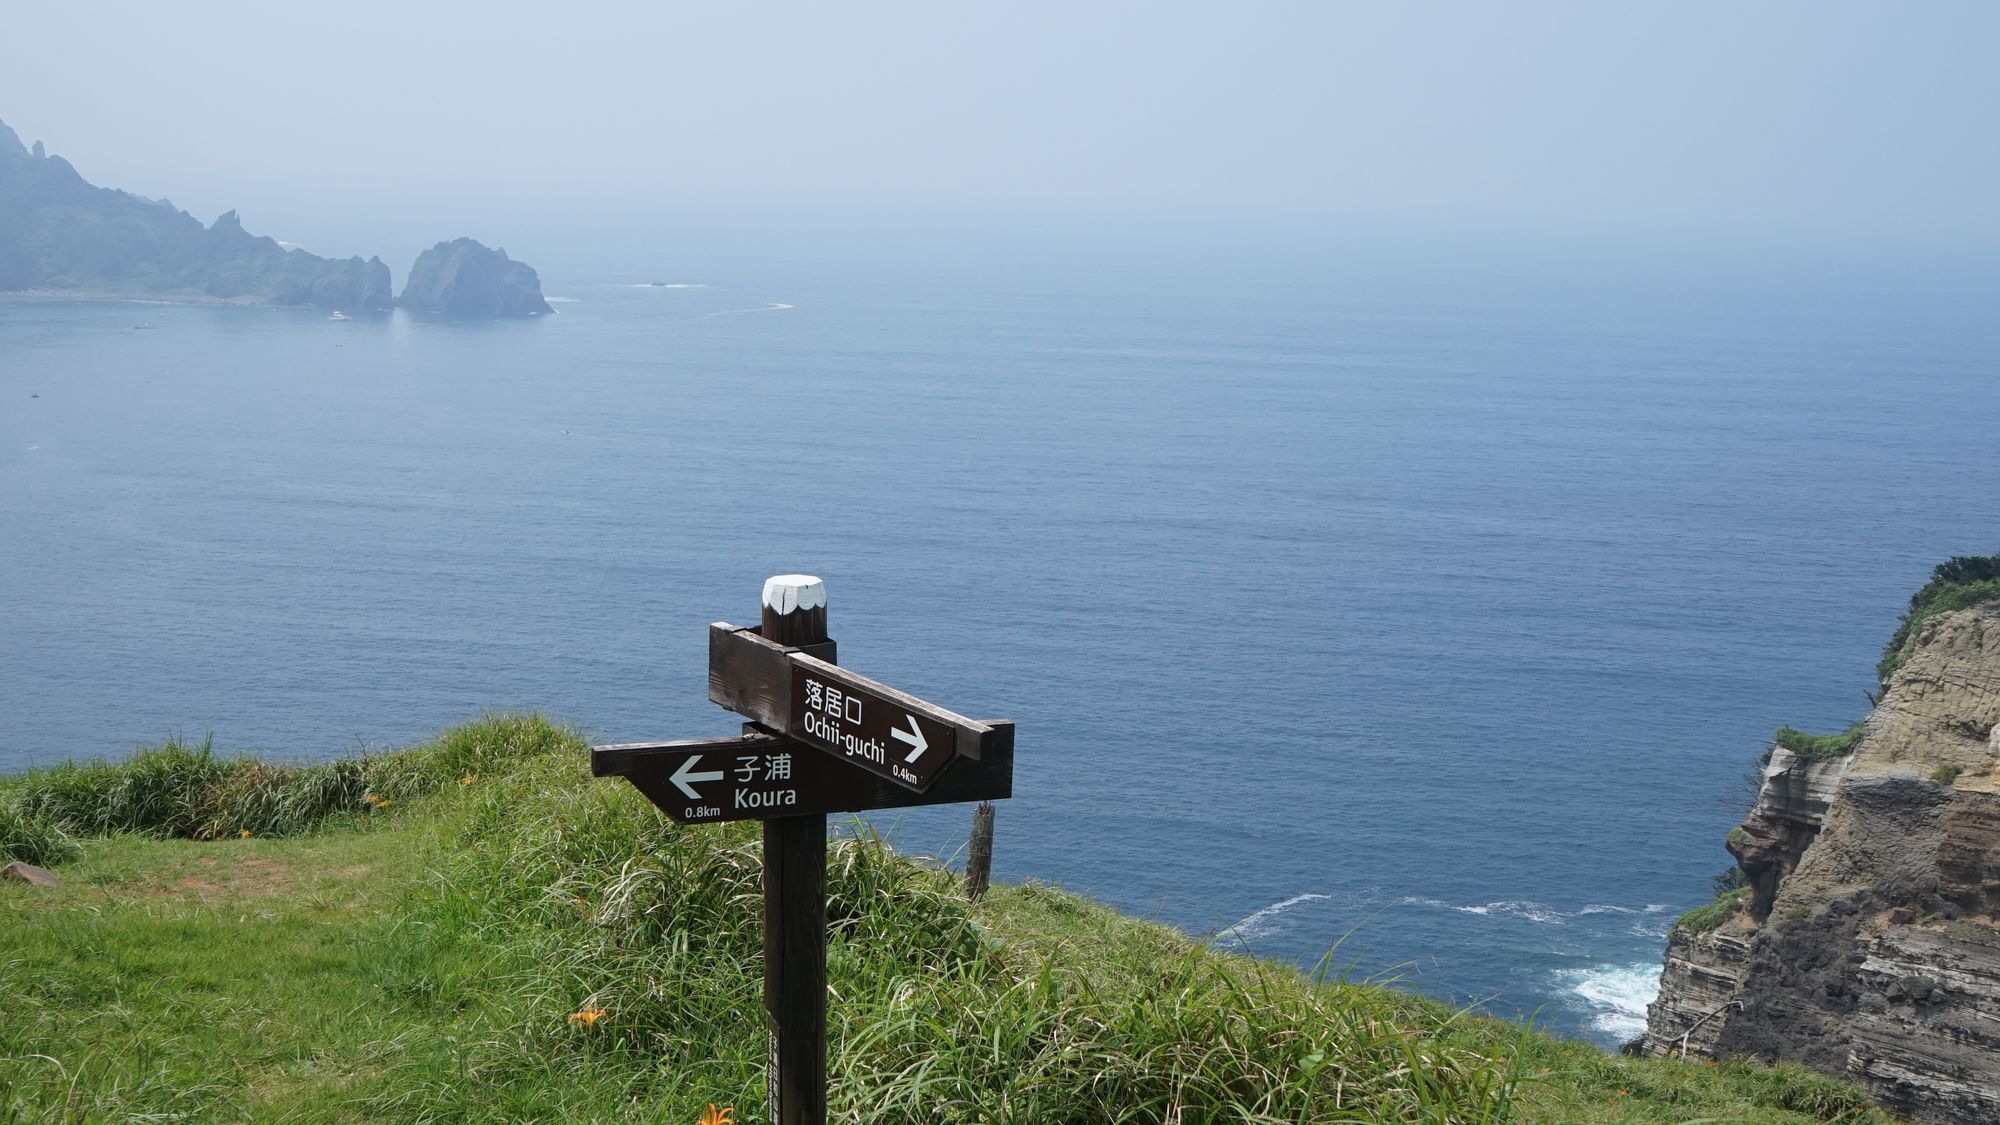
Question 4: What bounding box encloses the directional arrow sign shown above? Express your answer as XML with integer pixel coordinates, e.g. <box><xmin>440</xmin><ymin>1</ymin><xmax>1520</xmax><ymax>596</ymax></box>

<box><xmin>787</xmin><ymin>661</ymin><xmax>964</xmax><ymax>790</ymax></box>
<box><xmin>669</xmin><ymin>755</ymin><xmax>725</xmax><ymax>800</ymax></box>
<box><xmin>890</xmin><ymin>716</ymin><xmax>927</xmax><ymax>763</ymax></box>
<box><xmin>708</xmin><ymin>623</ymin><xmax>1006</xmax><ymax>792</ymax></box>
<box><xmin>592</xmin><ymin>725</ymin><xmax>1012</xmax><ymax>824</ymax></box>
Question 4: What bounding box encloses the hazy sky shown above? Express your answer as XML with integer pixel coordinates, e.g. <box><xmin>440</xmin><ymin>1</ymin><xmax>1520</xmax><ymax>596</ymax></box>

<box><xmin>4</xmin><ymin>1</ymin><xmax>1996</xmax><ymax>251</ymax></box>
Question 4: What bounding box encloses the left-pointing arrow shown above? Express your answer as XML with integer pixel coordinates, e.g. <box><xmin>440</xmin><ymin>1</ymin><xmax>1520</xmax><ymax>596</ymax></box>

<box><xmin>670</xmin><ymin>754</ymin><xmax>726</xmax><ymax>800</ymax></box>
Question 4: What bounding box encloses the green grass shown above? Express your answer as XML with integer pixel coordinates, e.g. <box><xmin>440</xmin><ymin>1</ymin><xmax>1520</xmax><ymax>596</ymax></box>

<box><xmin>1</xmin><ymin>718</ymin><xmax>1896</xmax><ymax>1123</ymax></box>
<box><xmin>1772</xmin><ymin>723</ymin><xmax>1866</xmax><ymax>762</ymax></box>
<box><xmin>1674</xmin><ymin>887</ymin><xmax>1751</xmax><ymax>938</ymax></box>
<box><xmin>1877</xmin><ymin>554</ymin><xmax>2000</xmax><ymax>687</ymax></box>
<box><xmin>0</xmin><ymin>802</ymin><xmax>77</xmax><ymax>867</ymax></box>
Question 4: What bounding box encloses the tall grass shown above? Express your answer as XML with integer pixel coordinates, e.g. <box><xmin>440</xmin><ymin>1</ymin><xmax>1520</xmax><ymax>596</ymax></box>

<box><xmin>0</xmin><ymin>714</ymin><xmax>574</xmax><ymax>860</ymax></box>
<box><xmin>383</xmin><ymin>751</ymin><xmax>1526</xmax><ymax>1123</ymax></box>
<box><xmin>0</xmin><ymin>803</ymin><xmax>77</xmax><ymax>867</ymax></box>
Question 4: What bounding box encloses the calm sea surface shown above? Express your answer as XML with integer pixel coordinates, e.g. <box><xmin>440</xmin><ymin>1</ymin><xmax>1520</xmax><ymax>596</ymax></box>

<box><xmin>4</xmin><ymin>232</ymin><xmax>1997</xmax><ymax>1045</ymax></box>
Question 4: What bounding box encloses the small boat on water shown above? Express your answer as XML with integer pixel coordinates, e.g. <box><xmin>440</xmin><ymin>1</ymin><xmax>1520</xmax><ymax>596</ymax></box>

<box><xmin>329</xmin><ymin>310</ymin><xmax>350</xmax><ymax>321</ymax></box>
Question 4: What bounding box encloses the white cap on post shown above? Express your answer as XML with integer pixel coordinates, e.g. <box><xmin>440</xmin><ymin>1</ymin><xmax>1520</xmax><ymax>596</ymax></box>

<box><xmin>762</xmin><ymin>574</ymin><xmax>827</xmax><ymax>615</ymax></box>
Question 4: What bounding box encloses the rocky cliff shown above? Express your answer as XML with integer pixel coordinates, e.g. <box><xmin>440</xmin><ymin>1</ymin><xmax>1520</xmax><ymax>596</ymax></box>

<box><xmin>397</xmin><ymin>238</ymin><xmax>553</xmax><ymax>318</ymax></box>
<box><xmin>0</xmin><ymin>119</ymin><xmax>391</xmax><ymax>310</ymax></box>
<box><xmin>1641</xmin><ymin>558</ymin><xmax>2000</xmax><ymax>1124</ymax></box>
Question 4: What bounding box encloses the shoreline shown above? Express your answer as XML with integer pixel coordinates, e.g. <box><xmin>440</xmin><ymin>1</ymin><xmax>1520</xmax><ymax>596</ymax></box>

<box><xmin>0</xmin><ymin>288</ymin><xmax>329</xmax><ymax>310</ymax></box>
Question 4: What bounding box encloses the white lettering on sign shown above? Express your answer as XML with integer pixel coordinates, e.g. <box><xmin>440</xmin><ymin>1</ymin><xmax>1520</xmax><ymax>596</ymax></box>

<box><xmin>806</xmin><ymin>678</ymin><xmax>865</xmax><ymax>724</ymax></box>
<box><xmin>802</xmin><ymin>707</ymin><xmax>888</xmax><ymax>765</ymax></box>
<box><xmin>733</xmin><ymin>788</ymin><xmax>798</xmax><ymax>810</ymax></box>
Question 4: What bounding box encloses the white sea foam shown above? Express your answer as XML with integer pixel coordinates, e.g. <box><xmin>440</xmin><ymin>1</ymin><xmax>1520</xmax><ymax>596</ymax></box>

<box><xmin>629</xmin><ymin>282</ymin><xmax>707</xmax><ymax>288</ymax></box>
<box><xmin>1552</xmin><ymin>963</ymin><xmax>1661</xmax><ymax>1040</ymax></box>
<box><xmin>545</xmin><ymin>296</ymin><xmax>581</xmax><ymax>304</ymax></box>
<box><xmin>1397</xmin><ymin>896</ymin><xmax>1565</xmax><ymax>923</ymax></box>
<box><xmin>1215</xmin><ymin>892</ymin><xmax>1332</xmax><ymax>943</ymax></box>
<box><xmin>700</xmin><ymin>303</ymin><xmax>795</xmax><ymax>319</ymax></box>
<box><xmin>1456</xmin><ymin>900</ymin><xmax>1566</xmax><ymax>925</ymax></box>
<box><xmin>1397</xmin><ymin>896</ymin><xmax>1671</xmax><ymax>929</ymax></box>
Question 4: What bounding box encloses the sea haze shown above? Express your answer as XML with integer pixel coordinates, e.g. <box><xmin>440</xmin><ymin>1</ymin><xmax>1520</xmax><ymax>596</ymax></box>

<box><xmin>4</xmin><ymin>231</ymin><xmax>1998</xmax><ymax>1047</ymax></box>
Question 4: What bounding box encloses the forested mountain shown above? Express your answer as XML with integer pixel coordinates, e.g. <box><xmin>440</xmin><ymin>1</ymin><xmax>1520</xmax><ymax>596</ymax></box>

<box><xmin>0</xmin><ymin>118</ymin><xmax>390</xmax><ymax>310</ymax></box>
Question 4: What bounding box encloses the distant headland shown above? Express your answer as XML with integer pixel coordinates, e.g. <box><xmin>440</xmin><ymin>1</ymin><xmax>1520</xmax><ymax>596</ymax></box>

<box><xmin>0</xmin><ymin>118</ymin><xmax>550</xmax><ymax>320</ymax></box>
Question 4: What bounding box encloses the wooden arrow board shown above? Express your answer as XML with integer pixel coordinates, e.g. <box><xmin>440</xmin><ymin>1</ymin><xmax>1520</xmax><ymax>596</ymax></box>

<box><xmin>708</xmin><ymin>623</ymin><xmax>1006</xmax><ymax>792</ymax></box>
<box><xmin>591</xmin><ymin>726</ymin><xmax>1012</xmax><ymax>824</ymax></box>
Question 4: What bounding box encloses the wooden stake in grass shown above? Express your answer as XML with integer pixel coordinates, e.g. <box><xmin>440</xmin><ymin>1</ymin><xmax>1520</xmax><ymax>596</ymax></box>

<box><xmin>759</xmin><ymin>574</ymin><xmax>829</xmax><ymax>1125</ymax></box>
<box><xmin>966</xmin><ymin>802</ymin><xmax>994</xmax><ymax>902</ymax></box>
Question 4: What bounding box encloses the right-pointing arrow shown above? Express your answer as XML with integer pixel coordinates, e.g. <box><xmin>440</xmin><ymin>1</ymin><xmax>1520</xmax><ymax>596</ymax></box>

<box><xmin>890</xmin><ymin>714</ymin><xmax>930</xmax><ymax>763</ymax></box>
<box><xmin>670</xmin><ymin>754</ymin><xmax>726</xmax><ymax>800</ymax></box>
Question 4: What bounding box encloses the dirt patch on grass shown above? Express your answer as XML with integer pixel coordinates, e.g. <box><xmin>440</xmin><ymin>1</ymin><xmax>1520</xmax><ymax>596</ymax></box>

<box><xmin>169</xmin><ymin>855</ymin><xmax>298</xmax><ymax>897</ymax></box>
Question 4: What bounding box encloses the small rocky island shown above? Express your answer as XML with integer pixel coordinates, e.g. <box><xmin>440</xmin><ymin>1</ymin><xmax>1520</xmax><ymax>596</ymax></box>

<box><xmin>0</xmin><ymin>118</ymin><xmax>549</xmax><ymax>320</ymax></box>
<box><xmin>400</xmin><ymin>239</ymin><xmax>552</xmax><ymax>318</ymax></box>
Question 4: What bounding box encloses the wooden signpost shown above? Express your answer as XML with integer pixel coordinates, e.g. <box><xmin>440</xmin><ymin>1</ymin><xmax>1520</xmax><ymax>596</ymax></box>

<box><xmin>708</xmin><ymin>622</ymin><xmax>1008</xmax><ymax>791</ymax></box>
<box><xmin>592</xmin><ymin>726</ymin><xmax>1012</xmax><ymax>825</ymax></box>
<box><xmin>591</xmin><ymin>575</ymin><xmax>1013</xmax><ymax>1125</ymax></box>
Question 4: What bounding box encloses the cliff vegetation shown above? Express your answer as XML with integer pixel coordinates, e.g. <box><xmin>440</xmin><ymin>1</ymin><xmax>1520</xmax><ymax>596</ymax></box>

<box><xmin>1</xmin><ymin>717</ymin><xmax>1887</xmax><ymax>1123</ymax></box>
<box><xmin>1878</xmin><ymin>554</ymin><xmax>2000</xmax><ymax>687</ymax></box>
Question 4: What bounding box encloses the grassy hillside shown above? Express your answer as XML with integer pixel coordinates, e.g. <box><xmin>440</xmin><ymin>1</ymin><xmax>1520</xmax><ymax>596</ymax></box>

<box><xmin>1</xmin><ymin>717</ymin><xmax>1893</xmax><ymax>1123</ymax></box>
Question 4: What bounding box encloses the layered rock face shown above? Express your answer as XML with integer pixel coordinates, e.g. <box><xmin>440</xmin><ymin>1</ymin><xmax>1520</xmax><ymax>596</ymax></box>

<box><xmin>0</xmin><ymin>119</ymin><xmax>391</xmax><ymax>310</ymax></box>
<box><xmin>398</xmin><ymin>238</ymin><xmax>553</xmax><ymax>318</ymax></box>
<box><xmin>1642</xmin><ymin>600</ymin><xmax>2000</xmax><ymax>1124</ymax></box>
<box><xmin>1734</xmin><ymin>744</ymin><xmax>1852</xmax><ymax>920</ymax></box>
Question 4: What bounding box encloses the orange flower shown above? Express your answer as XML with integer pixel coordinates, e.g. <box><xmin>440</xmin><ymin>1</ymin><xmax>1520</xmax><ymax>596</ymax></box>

<box><xmin>567</xmin><ymin>1007</ymin><xmax>607</xmax><ymax>1028</ymax></box>
<box><xmin>239</xmin><ymin>828</ymin><xmax>253</xmax><ymax>838</ymax></box>
<box><xmin>698</xmin><ymin>1106</ymin><xmax>734</xmax><ymax>1125</ymax></box>
<box><xmin>460</xmin><ymin>774</ymin><xmax>475</xmax><ymax>786</ymax></box>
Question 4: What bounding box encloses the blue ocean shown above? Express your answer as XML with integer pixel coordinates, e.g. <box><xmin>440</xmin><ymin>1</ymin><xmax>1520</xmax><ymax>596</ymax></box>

<box><xmin>4</xmin><ymin>227</ymin><xmax>1997</xmax><ymax>1046</ymax></box>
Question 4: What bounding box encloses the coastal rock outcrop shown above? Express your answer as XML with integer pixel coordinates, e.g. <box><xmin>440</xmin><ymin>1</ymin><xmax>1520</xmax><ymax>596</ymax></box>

<box><xmin>397</xmin><ymin>238</ymin><xmax>553</xmax><ymax>319</ymax></box>
<box><xmin>2</xmin><ymin>117</ymin><xmax>545</xmax><ymax>320</ymax></box>
<box><xmin>1641</xmin><ymin>562</ymin><xmax>2000</xmax><ymax>1125</ymax></box>
<box><xmin>0</xmin><ymin>118</ymin><xmax>391</xmax><ymax>310</ymax></box>
<box><xmin>1733</xmin><ymin>742</ymin><xmax>1852</xmax><ymax>920</ymax></box>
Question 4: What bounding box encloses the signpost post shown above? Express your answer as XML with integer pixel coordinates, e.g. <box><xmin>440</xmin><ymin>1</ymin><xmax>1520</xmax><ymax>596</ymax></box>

<box><xmin>591</xmin><ymin>575</ymin><xmax>1013</xmax><ymax>1125</ymax></box>
<box><xmin>758</xmin><ymin>576</ymin><xmax>831</xmax><ymax>1125</ymax></box>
